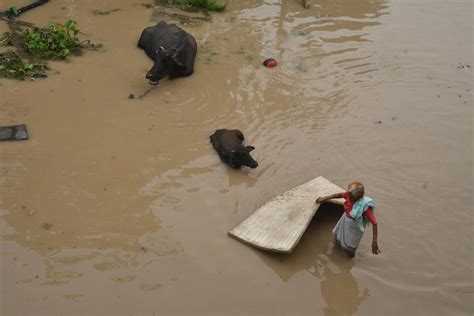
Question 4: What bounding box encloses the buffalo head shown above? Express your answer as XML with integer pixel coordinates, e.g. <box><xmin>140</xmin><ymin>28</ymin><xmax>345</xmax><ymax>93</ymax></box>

<box><xmin>229</xmin><ymin>146</ymin><xmax>258</xmax><ymax>169</ymax></box>
<box><xmin>146</xmin><ymin>46</ymin><xmax>178</xmax><ymax>85</ymax></box>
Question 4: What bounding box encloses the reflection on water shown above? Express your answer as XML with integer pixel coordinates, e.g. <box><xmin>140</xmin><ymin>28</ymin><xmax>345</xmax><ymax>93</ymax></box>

<box><xmin>319</xmin><ymin>258</ymin><xmax>369</xmax><ymax>316</ymax></box>
<box><xmin>256</xmin><ymin>204</ymin><xmax>368</xmax><ymax>315</ymax></box>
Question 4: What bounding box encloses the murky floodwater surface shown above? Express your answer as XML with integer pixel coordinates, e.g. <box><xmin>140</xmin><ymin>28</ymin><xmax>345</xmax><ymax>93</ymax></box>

<box><xmin>0</xmin><ymin>0</ymin><xmax>472</xmax><ymax>315</ymax></box>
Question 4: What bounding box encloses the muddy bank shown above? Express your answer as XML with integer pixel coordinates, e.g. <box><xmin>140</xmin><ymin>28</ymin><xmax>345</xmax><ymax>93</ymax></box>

<box><xmin>0</xmin><ymin>0</ymin><xmax>472</xmax><ymax>315</ymax></box>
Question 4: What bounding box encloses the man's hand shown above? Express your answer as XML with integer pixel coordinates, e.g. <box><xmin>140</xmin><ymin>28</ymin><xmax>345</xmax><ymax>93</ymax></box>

<box><xmin>372</xmin><ymin>241</ymin><xmax>381</xmax><ymax>255</ymax></box>
<box><xmin>315</xmin><ymin>197</ymin><xmax>326</xmax><ymax>204</ymax></box>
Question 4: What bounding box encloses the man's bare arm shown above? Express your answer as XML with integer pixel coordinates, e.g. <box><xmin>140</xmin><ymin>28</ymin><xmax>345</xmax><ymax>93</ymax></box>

<box><xmin>315</xmin><ymin>192</ymin><xmax>344</xmax><ymax>204</ymax></box>
<box><xmin>372</xmin><ymin>224</ymin><xmax>381</xmax><ymax>254</ymax></box>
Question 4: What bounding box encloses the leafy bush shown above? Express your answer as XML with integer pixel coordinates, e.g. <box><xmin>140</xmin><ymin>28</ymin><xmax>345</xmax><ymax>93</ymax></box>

<box><xmin>21</xmin><ymin>20</ymin><xmax>81</xmax><ymax>59</ymax></box>
<box><xmin>0</xmin><ymin>20</ymin><xmax>99</xmax><ymax>80</ymax></box>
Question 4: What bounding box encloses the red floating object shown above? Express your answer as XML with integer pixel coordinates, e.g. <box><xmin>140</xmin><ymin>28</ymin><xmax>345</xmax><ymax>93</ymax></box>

<box><xmin>263</xmin><ymin>58</ymin><xmax>278</xmax><ymax>68</ymax></box>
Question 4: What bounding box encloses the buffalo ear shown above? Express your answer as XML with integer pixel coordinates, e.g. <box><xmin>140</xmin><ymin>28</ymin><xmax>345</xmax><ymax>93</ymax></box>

<box><xmin>155</xmin><ymin>46</ymin><xmax>164</xmax><ymax>55</ymax></box>
<box><xmin>171</xmin><ymin>48</ymin><xmax>178</xmax><ymax>58</ymax></box>
<box><xmin>171</xmin><ymin>48</ymin><xmax>186</xmax><ymax>67</ymax></box>
<box><xmin>246</xmin><ymin>146</ymin><xmax>255</xmax><ymax>152</ymax></box>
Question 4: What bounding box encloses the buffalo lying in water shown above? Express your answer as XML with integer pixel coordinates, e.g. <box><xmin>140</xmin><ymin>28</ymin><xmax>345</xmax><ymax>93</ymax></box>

<box><xmin>210</xmin><ymin>129</ymin><xmax>258</xmax><ymax>169</ymax></box>
<box><xmin>138</xmin><ymin>21</ymin><xmax>197</xmax><ymax>85</ymax></box>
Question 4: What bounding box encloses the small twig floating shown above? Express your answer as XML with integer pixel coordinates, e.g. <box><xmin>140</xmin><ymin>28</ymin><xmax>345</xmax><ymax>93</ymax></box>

<box><xmin>92</xmin><ymin>8</ymin><xmax>121</xmax><ymax>16</ymax></box>
<box><xmin>0</xmin><ymin>16</ymin><xmax>36</xmax><ymax>27</ymax></box>
<box><xmin>138</xmin><ymin>85</ymin><xmax>158</xmax><ymax>99</ymax></box>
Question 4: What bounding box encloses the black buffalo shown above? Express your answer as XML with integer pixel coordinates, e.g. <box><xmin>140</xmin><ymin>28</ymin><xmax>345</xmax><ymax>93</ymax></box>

<box><xmin>138</xmin><ymin>21</ymin><xmax>197</xmax><ymax>85</ymax></box>
<box><xmin>210</xmin><ymin>129</ymin><xmax>258</xmax><ymax>169</ymax></box>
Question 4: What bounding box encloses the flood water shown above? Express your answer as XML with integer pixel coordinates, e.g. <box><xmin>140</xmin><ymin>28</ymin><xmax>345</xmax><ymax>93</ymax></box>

<box><xmin>0</xmin><ymin>0</ymin><xmax>472</xmax><ymax>315</ymax></box>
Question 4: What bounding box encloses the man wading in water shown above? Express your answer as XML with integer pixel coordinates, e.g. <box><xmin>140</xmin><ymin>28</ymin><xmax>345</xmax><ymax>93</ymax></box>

<box><xmin>316</xmin><ymin>182</ymin><xmax>381</xmax><ymax>257</ymax></box>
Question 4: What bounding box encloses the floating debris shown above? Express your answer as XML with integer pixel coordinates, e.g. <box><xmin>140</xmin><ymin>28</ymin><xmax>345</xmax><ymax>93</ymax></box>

<box><xmin>138</xmin><ymin>86</ymin><xmax>157</xmax><ymax>99</ymax></box>
<box><xmin>41</xmin><ymin>223</ymin><xmax>52</xmax><ymax>230</ymax></box>
<box><xmin>0</xmin><ymin>51</ymin><xmax>46</xmax><ymax>79</ymax></box>
<box><xmin>290</xmin><ymin>29</ymin><xmax>309</xmax><ymax>36</ymax></box>
<box><xmin>457</xmin><ymin>63</ymin><xmax>471</xmax><ymax>70</ymax></box>
<box><xmin>92</xmin><ymin>8</ymin><xmax>121</xmax><ymax>16</ymax></box>
<box><xmin>0</xmin><ymin>124</ymin><xmax>29</xmax><ymax>141</ymax></box>
<box><xmin>152</xmin><ymin>8</ymin><xmax>212</xmax><ymax>26</ymax></box>
<box><xmin>263</xmin><ymin>58</ymin><xmax>278</xmax><ymax>68</ymax></box>
<box><xmin>32</xmin><ymin>73</ymin><xmax>47</xmax><ymax>78</ymax></box>
<box><xmin>0</xmin><ymin>32</ymin><xmax>12</xmax><ymax>46</ymax></box>
<box><xmin>2</xmin><ymin>0</ymin><xmax>50</xmax><ymax>18</ymax></box>
<box><xmin>157</xmin><ymin>0</ymin><xmax>227</xmax><ymax>13</ymax></box>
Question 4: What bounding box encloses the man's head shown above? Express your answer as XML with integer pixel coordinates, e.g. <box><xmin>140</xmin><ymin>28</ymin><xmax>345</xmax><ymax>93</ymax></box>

<box><xmin>348</xmin><ymin>182</ymin><xmax>364</xmax><ymax>200</ymax></box>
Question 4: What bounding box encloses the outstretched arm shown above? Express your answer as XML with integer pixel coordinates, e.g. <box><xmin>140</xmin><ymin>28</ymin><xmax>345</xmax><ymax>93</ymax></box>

<box><xmin>372</xmin><ymin>224</ymin><xmax>380</xmax><ymax>254</ymax></box>
<box><xmin>364</xmin><ymin>208</ymin><xmax>380</xmax><ymax>255</ymax></box>
<box><xmin>315</xmin><ymin>192</ymin><xmax>344</xmax><ymax>204</ymax></box>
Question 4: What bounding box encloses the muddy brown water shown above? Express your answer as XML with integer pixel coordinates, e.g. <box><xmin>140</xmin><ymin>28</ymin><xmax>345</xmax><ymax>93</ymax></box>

<box><xmin>0</xmin><ymin>0</ymin><xmax>472</xmax><ymax>315</ymax></box>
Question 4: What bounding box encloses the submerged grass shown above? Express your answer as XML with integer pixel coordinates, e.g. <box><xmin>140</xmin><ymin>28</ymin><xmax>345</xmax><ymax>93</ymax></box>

<box><xmin>0</xmin><ymin>51</ymin><xmax>46</xmax><ymax>79</ymax></box>
<box><xmin>0</xmin><ymin>32</ymin><xmax>12</xmax><ymax>46</ymax></box>
<box><xmin>157</xmin><ymin>0</ymin><xmax>227</xmax><ymax>12</ymax></box>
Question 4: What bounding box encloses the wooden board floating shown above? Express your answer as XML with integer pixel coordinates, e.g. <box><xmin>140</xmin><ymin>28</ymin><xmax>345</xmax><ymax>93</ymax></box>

<box><xmin>0</xmin><ymin>124</ymin><xmax>28</xmax><ymax>142</ymax></box>
<box><xmin>228</xmin><ymin>176</ymin><xmax>344</xmax><ymax>254</ymax></box>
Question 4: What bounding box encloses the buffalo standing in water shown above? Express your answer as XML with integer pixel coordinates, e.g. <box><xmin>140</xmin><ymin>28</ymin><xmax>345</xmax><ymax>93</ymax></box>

<box><xmin>210</xmin><ymin>129</ymin><xmax>258</xmax><ymax>169</ymax></box>
<box><xmin>138</xmin><ymin>21</ymin><xmax>197</xmax><ymax>85</ymax></box>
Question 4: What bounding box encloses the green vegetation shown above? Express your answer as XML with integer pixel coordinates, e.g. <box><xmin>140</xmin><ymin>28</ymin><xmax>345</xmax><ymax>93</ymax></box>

<box><xmin>0</xmin><ymin>32</ymin><xmax>12</xmax><ymax>46</ymax></box>
<box><xmin>0</xmin><ymin>20</ymin><xmax>99</xmax><ymax>80</ymax></box>
<box><xmin>158</xmin><ymin>0</ymin><xmax>227</xmax><ymax>12</ymax></box>
<box><xmin>21</xmin><ymin>20</ymin><xmax>81</xmax><ymax>59</ymax></box>
<box><xmin>0</xmin><ymin>51</ymin><xmax>46</xmax><ymax>79</ymax></box>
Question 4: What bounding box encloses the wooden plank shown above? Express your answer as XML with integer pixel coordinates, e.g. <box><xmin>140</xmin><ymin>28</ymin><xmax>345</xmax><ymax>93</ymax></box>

<box><xmin>228</xmin><ymin>176</ymin><xmax>344</xmax><ymax>254</ymax></box>
<box><xmin>0</xmin><ymin>124</ymin><xmax>28</xmax><ymax>141</ymax></box>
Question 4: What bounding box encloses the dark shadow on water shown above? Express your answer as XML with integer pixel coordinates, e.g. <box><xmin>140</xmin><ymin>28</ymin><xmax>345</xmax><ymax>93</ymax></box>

<box><xmin>254</xmin><ymin>203</ymin><xmax>368</xmax><ymax>316</ymax></box>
